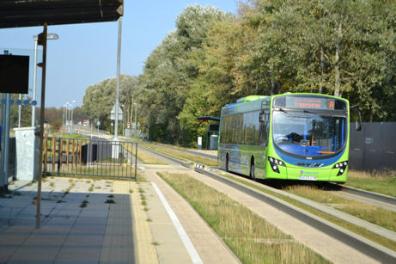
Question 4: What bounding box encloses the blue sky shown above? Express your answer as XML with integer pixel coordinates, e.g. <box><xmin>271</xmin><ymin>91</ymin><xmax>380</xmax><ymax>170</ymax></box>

<box><xmin>0</xmin><ymin>1</ymin><xmax>238</xmax><ymax>107</ymax></box>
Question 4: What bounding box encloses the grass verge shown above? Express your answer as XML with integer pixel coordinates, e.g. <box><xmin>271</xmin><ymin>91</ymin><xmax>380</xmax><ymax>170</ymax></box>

<box><xmin>137</xmin><ymin>149</ymin><xmax>168</xmax><ymax>165</ymax></box>
<box><xmin>144</xmin><ymin>143</ymin><xmax>218</xmax><ymax>166</ymax></box>
<box><xmin>158</xmin><ymin>172</ymin><xmax>329</xmax><ymax>264</ymax></box>
<box><xmin>217</xmin><ymin>171</ymin><xmax>396</xmax><ymax>251</ymax></box>
<box><xmin>123</xmin><ymin>143</ymin><xmax>168</xmax><ymax>165</ymax></box>
<box><xmin>287</xmin><ymin>186</ymin><xmax>396</xmax><ymax>232</ymax></box>
<box><xmin>51</xmin><ymin>133</ymin><xmax>88</xmax><ymax>140</ymax></box>
<box><xmin>347</xmin><ymin>170</ymin><xmax>396</xmax><ymax>197</ymax></box>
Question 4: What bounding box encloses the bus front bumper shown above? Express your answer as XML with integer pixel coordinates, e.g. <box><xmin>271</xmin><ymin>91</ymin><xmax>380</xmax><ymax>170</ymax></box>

<box><xmin>265</xmin><ymin>165</ymin><xmax>347</xmax><ymax>183</ymax></box>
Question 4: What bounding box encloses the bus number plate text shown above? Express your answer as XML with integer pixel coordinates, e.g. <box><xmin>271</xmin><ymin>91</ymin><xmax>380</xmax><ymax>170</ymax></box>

<box><xmin>299</xmin><ymin>175</ymin><xmax>317</xmax><ymax>181</ymax></box>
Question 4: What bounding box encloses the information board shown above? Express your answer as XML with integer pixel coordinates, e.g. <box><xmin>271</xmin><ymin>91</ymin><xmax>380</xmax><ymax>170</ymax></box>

<box><xmin>0</xmin><ymin>55</ymin><xmax>29</xmax><ymax>94</ymax></box>
<box><xmin>285</xmin><ymin>96</ymin><xmax>335</xmax><ymax>110</ymax></box>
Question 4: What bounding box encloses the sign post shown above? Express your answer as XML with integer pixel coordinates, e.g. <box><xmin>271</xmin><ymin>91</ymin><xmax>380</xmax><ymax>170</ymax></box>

<box><xmin>110</xmin><ymin>103</ymin><xmax>123</xmax><ymax>159</ymax></box>
<box><xmin>113</xmin><ymin>17</ymin><xmax>122</xmax><ymax>141</ymax></box>
<box><xmin>96</xmin><ymin>120</ymin><xmax>100</xmax><ymax>135</ymax></box>
<box><xmin>110</xmin><ymin>104</ymin><xmax>123</xmax><ymax>122</ymax></box>
<box><xmin>197</xmin><ymin>136</ymin><xmax>203</xmax><ymax>150</ymax></box>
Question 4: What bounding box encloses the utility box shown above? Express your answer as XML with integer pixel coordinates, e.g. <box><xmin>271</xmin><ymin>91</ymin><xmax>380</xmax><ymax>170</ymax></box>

<box><xmin>197</xmin><ymin>136</ymin><xmax>203</xmax><ymax>150</ymax></box>
<box><xmin>14</xmin><ymin>127</ymin><xmax>40</xmax><ymax>181</ymax></box>
<box><xmin>81</xmin><ymin>143</ymin><xmax>98</xmax><ymax>164</ymax></box>
<box><xmin>209</xmin><ymin>135</ymin><xmax>218</xmax><ymax>150</ymax></box>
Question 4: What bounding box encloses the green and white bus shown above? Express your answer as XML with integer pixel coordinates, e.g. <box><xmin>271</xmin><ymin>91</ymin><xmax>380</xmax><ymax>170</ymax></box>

<box><xmin>218</xmin><ymin>93</ymin><xmax>349</xmax><ymax>182</ymax></box>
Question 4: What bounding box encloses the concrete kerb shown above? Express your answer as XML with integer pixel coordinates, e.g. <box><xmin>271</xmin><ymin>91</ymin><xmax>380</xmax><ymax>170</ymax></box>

<box><xmin>341</xmin><ymin>185</ymin><xmax>396</xmax><ymax>206</ymax></box>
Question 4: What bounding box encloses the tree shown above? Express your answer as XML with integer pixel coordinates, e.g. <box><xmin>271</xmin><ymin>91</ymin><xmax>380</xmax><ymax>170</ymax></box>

<box><xmin>82</xmin><ymin>75</ymin><xmax>139</xmax><ymax>132</ymax></box>
<box><xmin>137</xmin><ymin>5</ymin><xmax>229</xmax><ymax>144</ymax></box>
<box><xmin>84</xmin><ymin>1</ymin><xmax>396</xmax><ymax>145</ymax></box>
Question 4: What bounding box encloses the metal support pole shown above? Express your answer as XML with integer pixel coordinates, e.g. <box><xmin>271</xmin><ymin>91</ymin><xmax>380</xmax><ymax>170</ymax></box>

<box><xmin>134</xmin><ymin>142</ymin><xmax>138</xmax><ymax>179</ymax></box>
<box><xmin>57</xmin><ymin>138</ymin><xmax>61</xmax><ymax>175</ymax></box>
<box><xmin>66</xmin><ymin>103</ymin><xmax>69</xmax><ymax>133</ymax></box>
<box><xmin>63</xmin><ymin>105</ymin><xmax>65</xmax><ymax>128</ymax></box>
<box><xmin>134</xmin><ymin>103</ymin><xmax>138</xmax><ymax>136</ymax></box>
<box><xmin>0</xmin><ymin>95</ymin><xmax>4</xmax><ymax>188</ymax></box>
<box><xmin>114</xmin><ymin>17</ymin><xmax>122</xmax><ymax>140</ymax></box>
<box><xmin>71</xmin><ymin>107</ymin><xmax>74</xmax><ymax>133</ymax></box>
<box><xmin>36</xmin><ymin>23</ymin><xmax>48</xmax><ymax>229</ymax></box>
<box><xmin>32</xmin><ymin>37</ymin><xmax>38</xmax><ymax>127</ymax></box>
<box><xmin>18</xmin><ymin>94</ymin><xmax>22</xmax><ymax>128</ymax></box>
<box><xmin>1</xmin><ymin>94</ymin><xmax>11</xmax><ymax>191</ymax></box>
<box><xmin>88</xmin><ymin>122</ymin><xmax>93</xmax><ymax>166</ymax></box>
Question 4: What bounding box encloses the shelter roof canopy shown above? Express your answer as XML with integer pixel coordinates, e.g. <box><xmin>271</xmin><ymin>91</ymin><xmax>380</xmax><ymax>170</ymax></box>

<box><xmin>0</xmin><ymin>0</ymin><xmax>123</xmax><ymax>28</ymax></box>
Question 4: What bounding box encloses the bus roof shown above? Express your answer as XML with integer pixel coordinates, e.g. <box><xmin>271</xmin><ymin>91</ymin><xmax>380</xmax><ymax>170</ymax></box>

<box><xmin>222</xmin><ymin>95</ymin><xmax>270</xmax><ymax>115</ymax></box>
<box><xmin>236</xmin><ymin>95</ymin><xmax>268</xmax><ymax>103</ymax></box>
<box><xmin>271</xmin><ymin>92</ymin><xmax>349</xmax><ymax>103</ymax></box>
<box><xmin>221</xmin><ymin>92</ymin><xmax>348</xmax><ymax>115</ymax></box>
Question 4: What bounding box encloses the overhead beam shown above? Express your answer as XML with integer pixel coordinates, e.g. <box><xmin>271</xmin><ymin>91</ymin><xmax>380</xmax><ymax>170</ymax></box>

<box><xmin>0</xmin><ymin>0</ymin><xmax>123</xmax><ymax>28</ymax></box>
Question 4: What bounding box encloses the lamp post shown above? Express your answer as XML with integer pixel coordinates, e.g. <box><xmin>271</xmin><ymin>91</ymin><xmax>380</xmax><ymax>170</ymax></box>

<box><xmin>18</xmin><ymin>94</ymin><xmax>22</xmax><ymax>127</ymax></box>
<box><xmin>31</xmin><ymin>33</ymin><xmax>59</xmax><ymax>127</ymax></box>
<box><xmin>63</xmin><ymin>102</ymin><xmax>68</xmax><ymax>129</ymax></box>
<box><xmin>114</xmin><ymin>17</ymin><xmax>122</xmax><ymax>140</ymax></box>
<box><xmin>70</xmin><ymin>100</ymin><xmax>76</xmax><ymax>133</ymax></box>
<box><xmin>97</xmin><ymin>120</ymin><xmax>100</xmax><ymax>135</ymax></box>
<box><xmin>64</xmin><ymin>101</ymin><xmax>70</xmax><ymax>132</ymax></box>
<box><xmin>133</xmin><ymin>102</ymin><xmax>138</xmax><ymax>136</ymax></box>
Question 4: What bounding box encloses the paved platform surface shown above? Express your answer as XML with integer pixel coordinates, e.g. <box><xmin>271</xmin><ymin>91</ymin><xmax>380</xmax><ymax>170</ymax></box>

<box><xmin>0</xmin><ymin>177</ymin><xmax>140</xmax><ymax>264</ymax></box>
<box><xmin>145</xmin><ymin>169</ymin><xmax>240</xmax><ymax>264</ymax></box>
<box><xmin>0</xmin><ymin>174</ymin><xmax>218</xmax><ymax>264</ymax></box>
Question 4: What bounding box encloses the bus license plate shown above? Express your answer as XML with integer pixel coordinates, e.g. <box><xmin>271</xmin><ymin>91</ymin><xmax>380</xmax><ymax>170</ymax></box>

<box><xmin>299</xmin><ymin>176</ymin><xmax>317</xmax><ymax>181</ymax></box>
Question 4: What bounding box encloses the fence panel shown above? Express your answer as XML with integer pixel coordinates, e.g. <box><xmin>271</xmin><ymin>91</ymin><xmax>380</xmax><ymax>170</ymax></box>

<box><xmin>43</xmin><ymin>137</ymin><xmax>137</xmax><ymax>179</ymax></box>
<box><xmin>350</xmin><ymin>122</ymin><xmax>396</xmax><ymax>170</ymax></box>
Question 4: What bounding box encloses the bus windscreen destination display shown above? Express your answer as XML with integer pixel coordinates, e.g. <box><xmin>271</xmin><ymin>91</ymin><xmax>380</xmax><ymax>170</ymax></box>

<box><xmin>285</xmin><ymin>96</ymin><xmax>335</xmax><ymax>110</ymax></box>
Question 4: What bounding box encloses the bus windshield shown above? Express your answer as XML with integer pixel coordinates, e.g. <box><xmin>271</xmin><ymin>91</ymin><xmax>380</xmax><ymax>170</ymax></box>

<box><xmin>272</xmin><ymin>110</ymin><xmax>347</xmax><ymax>158</ymax></box>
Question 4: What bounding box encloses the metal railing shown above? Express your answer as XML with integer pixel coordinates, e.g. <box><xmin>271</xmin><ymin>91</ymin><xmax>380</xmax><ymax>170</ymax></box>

<box><xmin>42</xmin><ymin>136</ymin><xmax>138</xmax><ymax>179</ymax></box>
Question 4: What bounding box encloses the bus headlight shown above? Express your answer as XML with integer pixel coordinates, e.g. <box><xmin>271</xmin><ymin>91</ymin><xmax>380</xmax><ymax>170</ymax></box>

<box><xmin>333</xmin><ymin>161</ymin><xmax>348</xmax><ymax>176</ymax></box>
<box><xmin>268</xmin><ymin>157</ymin><xmax>285</xmax><ymax>173</ymax></box>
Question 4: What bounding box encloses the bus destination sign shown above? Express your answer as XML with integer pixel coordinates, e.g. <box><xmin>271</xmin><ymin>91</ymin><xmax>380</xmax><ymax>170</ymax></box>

<box><xmin>285</xmin><ymin>97</ymin><xmax>335</xmax><ymax>110</ymax></box>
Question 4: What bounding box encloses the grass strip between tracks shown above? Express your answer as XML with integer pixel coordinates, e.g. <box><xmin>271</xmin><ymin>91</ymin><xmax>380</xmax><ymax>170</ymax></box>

<box><xmin>347</xmin><ymin>171</ymin><xmax>396</xmax><ymax>197</ymax></box>
<box><xmin>216</xmin><ymin>171</ymin><xmax>396</xmax><ymax>251</ymax></box>
<box><xmin>123</xmin><ymin>143</ymin><xmax>168</xmax><ymax>165</ymax></box>
<box><xmin>136</xmin><ymin>149</ymin><xmax>168</xmax><ymax>165</ymax></box>
<box><xmin>158</xmin><ymin>172</ymin><xmax>329</xmax><ymax>264</ymax></box>
<box><xmin>143</xmin><ymin>143</ymin><xmax>218</xmax><ymax>166</ymax></box>
<box><xmin>286</xmin><ymin>186</ymin><xmax>396</xmax><ymax>232</ymax></box>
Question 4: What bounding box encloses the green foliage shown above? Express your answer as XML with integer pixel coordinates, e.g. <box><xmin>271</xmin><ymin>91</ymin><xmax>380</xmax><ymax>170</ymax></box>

<box><xmin>82</xmin><ymin>1</ymin><xmax>396</xmax><ymax>145</ymax></box>
<box><xmin>82</xmin><ymin>75</ymin><xmax>139</xmax><ymax>132</ymax></box>
<box><xmin>9</xmin><ymin>95</ymin><xmax>32</xmax><ymax>128</ymax></box>
<box><xmin>135</xmin><ymin>5</ymin><xmax>230</xmax><ymax>145</ymax></box>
